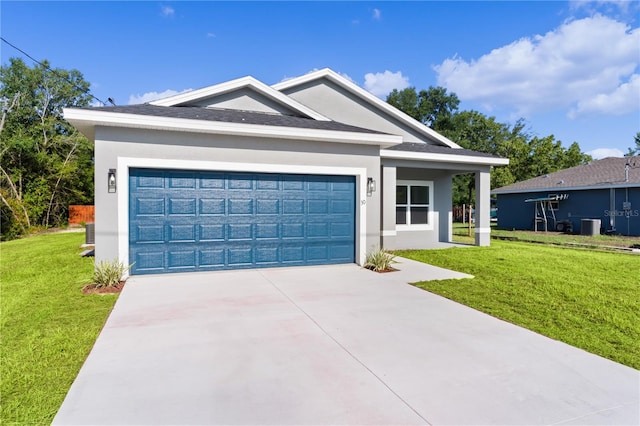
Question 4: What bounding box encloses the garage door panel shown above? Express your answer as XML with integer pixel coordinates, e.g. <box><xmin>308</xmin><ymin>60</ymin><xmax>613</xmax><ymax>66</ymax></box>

<box><xmin>168</xmin><ymin>198</ymin><xmax>196</xmax><ymax>215</ymax></box>
<box><xmin>199</xmin><ymin>198</ymin><xmax>225</xmax><ymax>215</ymax></box>
<box><xmin>198</xmin><ymin>172</ymin><xmax>225</xmax><ymax>189</ymax></box>
<box><xmin>168</xmin><ymin>174</ymin><xmax>197</xmax><ymax>189</ymax></box>
<box><xmin>199</xmin><ymin>224</ymin><xmax>225</xmax><ymax>241</ymax></box>
<box><xmin>228</xmin><ymin>199</ymin><xmax>254</xmax><ymax>215</ymax></box>
<box><xmin>129</xmin><ymin>169</ymin><xmax>355</xmax><ymax>274</ymax></box>
<box><xmin>168</xmin><ymin>224</ymin><xmax>196</xmax><ymax>242</ymax></box>
<box><xmin>283</xmin><ymin>199</ymin><xmax>304</xmax><ymax>214</ymax></box>
<box><xmin>255</xmin><ymin>223</ymin><xmax>279</xmax><ymax>239</ymax></box>
<box><xmin>256</xmin><ymin>199</ymin><xmax>279</xmax><ymax>215</ymax></box>
<box><xmin>168</xmin><ymin>250</ymin><xmax>196</xmax><ymax>269</ymax></box>
<box><xmin>134</xmin><ymin>251</ymin><xmax>165</xmax><ymax>272</ymax></box>
<box><xmin>200</xmin><ymin>249</ymin><xmax>225</xmax><ymax>267</ymax></box>
<box><xmin>228</xmin><ymin>224</ymin><xmax>253</xmax><ymax>240</ymax></box>
<box><xmin>136</xmin><ymin>198</ymin><xmax>165</xmax><ymax>216</ymax></box>
<box><xmin>133</xmin><ymin>225</ymin><xmax>164</xmax><ymax>243</ymax></box>
<box><xmin>228</xmin><ymin>247</ymin><xmax>253</xmax><ymax>265</ymax></box>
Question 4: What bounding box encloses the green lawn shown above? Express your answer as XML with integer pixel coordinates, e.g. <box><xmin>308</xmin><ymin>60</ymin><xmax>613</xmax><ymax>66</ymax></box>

<box><xmin>398</xmin><ymin>241</ymin><xmax>640</xmax><ymax>369</ymax></box>
<box><xmin>1</xmin><ymin>232</ymin><xmax>118</xmax><ymax>425</ymax></box>
<box><xmin>452</xmin><ymin>222</ymin><xmax>640</xmax><ymax>249</ymax></box>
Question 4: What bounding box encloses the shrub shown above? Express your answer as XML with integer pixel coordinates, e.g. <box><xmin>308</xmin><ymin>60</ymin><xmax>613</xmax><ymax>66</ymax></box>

<box><xmin>364</xmin><ymin>248</ymin><xmax>396</xmax><ymax>272</ymax></box>
<box><xmin>94</xmin><ymin>260</ymin><xmax>132</xmax><ymax>288</ymax></box>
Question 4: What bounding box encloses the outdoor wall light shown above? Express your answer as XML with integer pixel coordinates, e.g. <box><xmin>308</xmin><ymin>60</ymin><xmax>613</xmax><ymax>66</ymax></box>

<box><xmin>367</xmin><ymin>177</ymin><xmax>376</xmax><ymax>197</ymax></box>
<box><xmin>108</xmin><ymin>169</ymin><xmax>117</xmax><ymax>193</ymax></box>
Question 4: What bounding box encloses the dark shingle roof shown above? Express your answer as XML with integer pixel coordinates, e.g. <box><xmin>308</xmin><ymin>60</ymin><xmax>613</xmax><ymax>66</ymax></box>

<box><xmin>493</xmin><ymin>157</ymin><xmax>640</xmax><ymax>193</ymax></box>
<box><xmin>386</xmin><ymin>141</ymin><xmax>504</xmax><ymax>159</ymax></box>
<box><xmin>85</xmin><ymin>104</ymin><xmax>386</xmax><ymax>134</ymax></box>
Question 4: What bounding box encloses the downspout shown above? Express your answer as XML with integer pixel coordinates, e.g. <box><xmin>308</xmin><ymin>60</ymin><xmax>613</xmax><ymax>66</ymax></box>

<box><xmin>609</xmin><ymin>188</ymin><xmax>615</xmax><ymax>232</ymax></box>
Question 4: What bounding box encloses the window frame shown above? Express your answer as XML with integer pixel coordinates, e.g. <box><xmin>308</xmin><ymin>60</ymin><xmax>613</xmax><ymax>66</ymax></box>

<box><xmin>395</xmin><ymin>180</ymin><xmax>434</xmax><ymax>231</ymax></box>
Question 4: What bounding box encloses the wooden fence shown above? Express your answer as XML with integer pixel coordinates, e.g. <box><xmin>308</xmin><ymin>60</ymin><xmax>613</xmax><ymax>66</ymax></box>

<box><xmin>69</xmin><ymin>205</ymin><xmax>95</xmax><ymax>225</ymax></box>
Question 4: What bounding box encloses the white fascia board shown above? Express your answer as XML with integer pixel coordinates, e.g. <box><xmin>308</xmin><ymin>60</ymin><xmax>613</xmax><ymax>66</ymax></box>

<box><xmin>149</xmin><ymin>76</ymin><xmax>331</xmax><ymax>121</ymax></box>
<box><xmin>493</xmin><ymin>183</ymin><xmax>640</xmax><ymax>195</ymax></box>
<box><xmin>381</xmin><ymin>148</ymin><xmax>510</xmax><ymax>166</ymax></box>
<box><xmin>63</xmin><ymin>108</ymin><xmax>402</xmax><ymax>147</ymax></box>
<box><xmin>273</xmin><ymin>68</ymin><xmax>462</xmax><ymax>149</ymax></box>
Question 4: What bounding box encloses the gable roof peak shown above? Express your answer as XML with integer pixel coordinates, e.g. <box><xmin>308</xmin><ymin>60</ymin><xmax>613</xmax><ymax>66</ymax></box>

<box><xmin>273</xmin><ymin>68</ymin><xmax>461</xmax><ymax>149</ymax></box>
<box><xmin>149</xmin><ymin>75</ymin><xmax>330</xmax><ymax>121</ymax></box>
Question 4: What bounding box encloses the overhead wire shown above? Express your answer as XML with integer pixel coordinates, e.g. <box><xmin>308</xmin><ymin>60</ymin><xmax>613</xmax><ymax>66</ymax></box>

<box><xmin>1</xmin><ymin>36</ymin><xmax>112</xmax><ymax>106</ymax></box>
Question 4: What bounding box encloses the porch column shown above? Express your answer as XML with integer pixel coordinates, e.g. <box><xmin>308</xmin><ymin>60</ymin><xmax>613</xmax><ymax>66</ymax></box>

<box><xmin>381</xmin><ymin>165</ymin><xmax>397</xmax><ymax>247</ymax></box>
<box><xmin>475</xmin><ymin>168</ymin><xmax>491</xmax><ymax>246</ymax></box>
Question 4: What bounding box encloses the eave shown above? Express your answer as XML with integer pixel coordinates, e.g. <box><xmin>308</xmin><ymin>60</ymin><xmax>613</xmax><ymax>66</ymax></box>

<box><xmin>63</xmin><ymin>108</ymin><xmax>403</xmax><ymax>148</ymax></box>
<box><xmin>381</xmin><ymin>148</ymin><xmax>510</xmax><ymax>166</ymax></box>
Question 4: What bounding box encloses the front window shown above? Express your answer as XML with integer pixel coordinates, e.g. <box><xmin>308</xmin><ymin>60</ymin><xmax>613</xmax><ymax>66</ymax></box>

<box><xmin>396</xmin><ymin>180</ymin><xmax>433</xmax><ymax>230</ymax></box>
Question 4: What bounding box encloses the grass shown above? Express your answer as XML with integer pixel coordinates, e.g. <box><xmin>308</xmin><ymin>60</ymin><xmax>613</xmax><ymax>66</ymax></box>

<box><xmin>398</xmin><ymin>240</ymin><xmax>640</xmax><ymax>369</ymax></box>
<box><xmin>452</xmin><ymin>222</ymin><xmax>640</xmax><ymax>249</ymax></box>
<box><xmin>1</xmin><ymin>232</ymin><xmax>118</xmax><ymax>425</ymax></box>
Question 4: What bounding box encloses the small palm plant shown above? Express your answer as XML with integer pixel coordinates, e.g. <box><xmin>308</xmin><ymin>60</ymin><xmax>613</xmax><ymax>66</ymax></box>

<box><xmin>94</xmin><ymin>259</ymin><xmax>133</xmax><ymax>288</ymax></box>
<box><xmin>364</xmin><ymin>247</ymin><xmax>397</xmax><ymax>272</ymax></box>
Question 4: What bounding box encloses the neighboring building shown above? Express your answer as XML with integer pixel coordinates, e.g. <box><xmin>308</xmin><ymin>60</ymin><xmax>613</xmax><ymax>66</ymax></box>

<box><xmin>493</xmin><ymin>157</ymin><xmax>640</xmax><ymax>236</ymax></box>
<box><xmin>64</xmin><ymin>68</ymin><xmax>507</xmax><ymax>275</ymax></box>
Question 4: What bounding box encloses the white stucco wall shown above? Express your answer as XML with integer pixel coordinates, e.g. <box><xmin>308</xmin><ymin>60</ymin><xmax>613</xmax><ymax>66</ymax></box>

<box><xmin>94</xmin><ymin>127</ymin><xmax>381</xmax><ymax>270</ymax></box>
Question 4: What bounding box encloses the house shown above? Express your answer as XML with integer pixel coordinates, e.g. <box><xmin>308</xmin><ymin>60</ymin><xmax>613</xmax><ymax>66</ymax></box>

<box><xmin>64</xmin><ymin>68</ymin><xmax>508</xmax><ymax>275</ymax></box>
<box><xmin>493</xmin><ymin>157</ymin><xmax>640</xmax><ymax>236</ymax></box>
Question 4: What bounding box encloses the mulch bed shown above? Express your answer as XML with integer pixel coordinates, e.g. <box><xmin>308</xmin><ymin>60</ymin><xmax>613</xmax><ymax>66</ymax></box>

<box><xmin>82</xmin><ymin>281</ymin><xmax>126</xmax><ymax>294</ymax></box>
<box><xmin>364</xmin><ymin>266</ymin><xmax>397</xmax><ymax>273</ymax></box>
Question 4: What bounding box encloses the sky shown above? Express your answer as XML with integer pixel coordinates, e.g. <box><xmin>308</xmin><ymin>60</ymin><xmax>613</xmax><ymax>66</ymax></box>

<box><xmin>1</xmin><ymin>1</ymin><xmax>639</xmax><ymax>159</ymax></box>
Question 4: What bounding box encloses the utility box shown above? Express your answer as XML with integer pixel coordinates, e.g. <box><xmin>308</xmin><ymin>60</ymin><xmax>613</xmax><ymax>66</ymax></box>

<box><xmin>85</xmin><ymin>223</ymin><xmax>95</xmax><ymax>245</ymax></box>
<box><xmin>581</xmin><ymin>219</ymin><xmax>601</xmax><ymax>236</ymax></box>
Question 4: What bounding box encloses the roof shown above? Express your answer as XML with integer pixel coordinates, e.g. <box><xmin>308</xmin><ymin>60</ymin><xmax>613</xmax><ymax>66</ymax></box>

<box><xmin>493</xmin><ymin>157</ymin><xmax>640</xmax><ymax>194</ymax></box>
<box><xmin>84</xmin><ymin>104</ymin><xmax>384</xmax><ymax>134</ymax></box>
<box><xmin>386</xmin><ymin>142</ymin><xmax>503</xmax><ymax>159</ymax></box>
<box><xmin>272</xmin><ymin>68</ymin><xmax>463</xmax><ymax>149</ymax></box>
<box><xmin>149</xmin><ymin>75</ymin><xmax>330</xmax><ymax>121</ymax></box>
<box><xmin>381</xmin><ymin>142</ymin><xmax>509</xmax><ymax>166</ymax></box>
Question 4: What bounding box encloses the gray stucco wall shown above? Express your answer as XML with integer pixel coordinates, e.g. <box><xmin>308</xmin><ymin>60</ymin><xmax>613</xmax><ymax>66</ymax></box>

<box><xmin>94</xmin><ymin>126</ymin><xmax>381</xmax><ymax>267</ymax></box>
<box><xmin>280</xmin><ymin>80</ymin><xmax>431</xmax><ymax>144</ymax></box>
<box><xmin>380</xmin><ymin>166</ymin><xmax>454</xmax><ymax>250</ymax></box>
<box><xmin>190</xmin><ymin>88</ymin><xmax>293</xmax><ymax>115</ymax></box>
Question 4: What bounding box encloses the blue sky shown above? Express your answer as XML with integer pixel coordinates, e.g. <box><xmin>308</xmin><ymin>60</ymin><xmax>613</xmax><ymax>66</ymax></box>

<box><xmin>2</xmin><ymin>1</ymin><xmax>638</xmax><ymax>158</ymax></box>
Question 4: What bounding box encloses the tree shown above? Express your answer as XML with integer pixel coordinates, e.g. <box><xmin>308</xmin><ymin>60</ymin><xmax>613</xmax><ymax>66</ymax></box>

<box><xmin>626</xmin><ymin>132</ymin><xmax>640</xmax><ymax>157</ymax></box>
<box><xmin>386</xmin><ymin>86</ymin><xmax>460</xmax><ymax>131</ymax></box>
<box><xmin>0</xmin><ymin>58</ymin><xmax>94</xmax><ymax>239</ymax></box>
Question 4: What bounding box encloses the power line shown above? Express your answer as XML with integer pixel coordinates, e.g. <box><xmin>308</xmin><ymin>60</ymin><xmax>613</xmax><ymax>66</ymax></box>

<box><xmin>1</xmin><ymin>37</ymin><xmax>113</xmax><ymax>106</ymax></box>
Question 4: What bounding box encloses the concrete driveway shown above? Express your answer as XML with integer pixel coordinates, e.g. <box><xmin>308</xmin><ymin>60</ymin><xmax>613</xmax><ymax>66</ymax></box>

<box><xmin>54</xmin><ymin>258</ymin><xmax>639</xmax><ymax>425</ymax></box>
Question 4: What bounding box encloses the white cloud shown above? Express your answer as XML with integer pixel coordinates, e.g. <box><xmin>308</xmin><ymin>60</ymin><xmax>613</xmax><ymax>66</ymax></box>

<box><xmin>128</xmin><ymin>88</ymin><xmax>192</xmax><ymax>105</ymax></box>
<box><xmin>570</xmin><ymin>73</ymin><xmax>640</xmax><ymax>117</ymax></box>
<box><xmin>206</xmin><ymin>32</ymin><xmax>216</xmax><ymax>38</ymax></box>
<box><xmin>434</xmin><ymin>15</ymin><xmax>639</xmax><ymax>118</ymax></box>
<box><xmin>161</xmin><ymin>5</ymin><xmax>174</xmax><ymax>17</ymax></box>
<box><xmin>372</xmin><ymin>8</ymin><xmax>381</xmax><ymax>20</ymax></box>
<box><xmin>363</xmin><ymin>70</ymin><xmax>410</xmax><ymax>97</ymax></box>
<box><xmin>587</xmin><ymin>147</ymin><xmax>625</xmax><ymax>159</ymax></box>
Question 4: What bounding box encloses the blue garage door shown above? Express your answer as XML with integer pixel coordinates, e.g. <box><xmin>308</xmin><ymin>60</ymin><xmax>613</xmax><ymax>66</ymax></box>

<box><xmin>129</xmin><ymin>169</ymin><xmax>355</xmax><ymax>274</ymax></box>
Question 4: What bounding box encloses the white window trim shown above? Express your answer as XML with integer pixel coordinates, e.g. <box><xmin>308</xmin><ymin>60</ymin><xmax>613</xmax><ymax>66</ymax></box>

<box><xmin>396</xmin><ymin>179</ymin><xmax>434</xmax><ymax>231</ymax></box>
<box><xmin>116</xmin><ymin>157</ymin><xmax>367</xmax><ymax>275</ymax></box>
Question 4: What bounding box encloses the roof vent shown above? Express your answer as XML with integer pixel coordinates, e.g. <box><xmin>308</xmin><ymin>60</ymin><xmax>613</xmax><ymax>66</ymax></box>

<box><xmin>543</xmin><ymin>174</ymin><xmax>549</xmax><ymax>178</ymax></box>
<box><xmin>557</xmin><ymin>180</ymin><xmax>564</xmax><ymax>185</ymax></box>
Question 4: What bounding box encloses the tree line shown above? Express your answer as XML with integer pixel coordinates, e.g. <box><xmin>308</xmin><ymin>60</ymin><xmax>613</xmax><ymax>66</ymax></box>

<box><xmin>1</xmin><ymin>58</ymin><xmax>93</xmax><ymax>239</ymax></box>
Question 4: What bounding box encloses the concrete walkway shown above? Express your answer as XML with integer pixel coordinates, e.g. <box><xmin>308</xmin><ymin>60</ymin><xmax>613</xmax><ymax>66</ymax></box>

<box><xmin>54</xmin><ymin>259</ymin><xmax>639</xmax><ymax>425</ymax></box>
